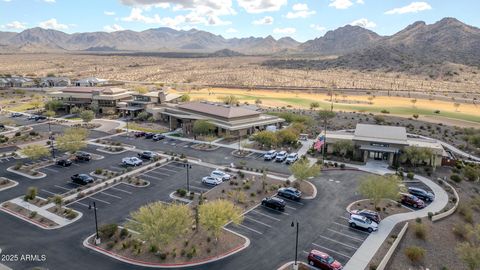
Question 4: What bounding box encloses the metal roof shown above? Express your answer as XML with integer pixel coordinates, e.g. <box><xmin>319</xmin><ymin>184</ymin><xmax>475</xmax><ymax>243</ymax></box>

<box><xmin>177</xmin><ymin>102</ymin><xmax>261</xmax><ymax>119</ymax></box>
<box><xmin>354</xmin><ymin>124</ymin><xmax>408</xmax><ymax>145</ymax></box>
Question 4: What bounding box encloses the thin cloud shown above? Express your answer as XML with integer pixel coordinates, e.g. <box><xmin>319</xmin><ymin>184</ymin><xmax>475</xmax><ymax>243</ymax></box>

<box><xmin>350</xmin><ymin>18</ymin><xmax>376</xmax><ymax>28</ymax></box>
<box><xmin>286</xmin><ymin>3</ymin><xmax>316</xmax><ymax>19</ymax></box>
<box><xmin>329</xmin><ymin>0</ymin><xmax>353</xmax><ymax>9</ymax></box>
<box><xmin>252</xmin><ymin>16</ymin><xmax>274</xmax><ymax>25</ymax></box>
<box><xmin>39</xmin><ymin>18</ymin><xmax>68</xmax><ymax>30</ymax></box>
<box><xmin>273</xmin><ymin>27</ymin><xmax>296</xmax><ymax>34</ymax></box>
<box><xmin>385</xmin><ymin>2</ymin><xmax>432</xmax><ymax>15</ymax></box>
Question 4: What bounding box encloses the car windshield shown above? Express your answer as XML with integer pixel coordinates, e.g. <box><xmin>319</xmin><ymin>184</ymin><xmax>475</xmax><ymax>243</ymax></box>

<box><xmin>364</xmin><ymin>218</ymin><xmax>371</xmax><ymax>224</ymax></box>
<box><xmin>327</xmin><ymin>256</ymin><xmax>335</xmax><ymax>264</ymax></box>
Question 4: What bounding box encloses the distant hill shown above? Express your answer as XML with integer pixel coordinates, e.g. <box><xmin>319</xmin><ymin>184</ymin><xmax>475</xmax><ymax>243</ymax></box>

<box><xmin>209</xmin><ymin>49</ymin><xmax>244</xmax><ymax>57</ymax></box>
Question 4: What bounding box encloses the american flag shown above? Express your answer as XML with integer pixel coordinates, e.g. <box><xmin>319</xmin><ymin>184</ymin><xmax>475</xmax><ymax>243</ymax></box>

<box><xmin>314</xmin><ymin>135</ymin><xmax>325</xmax><ymax>151</ymax></box>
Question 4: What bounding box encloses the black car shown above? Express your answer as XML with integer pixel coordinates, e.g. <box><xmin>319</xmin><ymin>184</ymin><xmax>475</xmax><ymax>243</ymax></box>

<box><xmin>71</xmin><ymin>174</ymin><xmax>94</xmax><ymax>185</ymax></box>
<box><xmin>134</xmin><ymin>131</ymin><xmax>146</xmax><ymax>137</ymax></box>
<box><xmin>138</xmin><ymin>151</ymin><xmax>158</xmax><ymax>160</ymax></box>
<box><xmin>408</xmin><ymin>187</ymin><xmax>435</xmax><ymax>202</ymax></box>
<box><xmin>261</xmin><ymin>197</ymin><xmax>286</xmax><ymax>211</ymax></box>
<box><xmin>75</xmin><ymin>151</ymin><xmax>92</xmax><ymax>161</ymax></box>
<box><xmin>277</xmin><ymin>187</ymin><xmax>302</xmax><ymax>201</ymax></box>
<box><xmin>0</xmin><ymin>124</ymin><xmax>5</xmax><ymax>130</ymax></box>
<box><xmin>350</xmin><ymin>209</ymin><xmax>381</xmax><ymax>223</ymax></box>
<box><xmin>10</xmin><ymin>112</ymin><xmax>23</xmax><ymax>117</ymax></box>
<box><xmin>35</xmin><ymin>115</ymin><xmax>47</xmax><ymax>121</ymax></box>
<box><xmin>144</xmin><ymin>133</ymin><xmax>155</xmax><ymax>139</ymax></box>
<box><xmin>56</xmin><ymin>159</ymin><xmax>72</xmax><ymax>167</ymax></box>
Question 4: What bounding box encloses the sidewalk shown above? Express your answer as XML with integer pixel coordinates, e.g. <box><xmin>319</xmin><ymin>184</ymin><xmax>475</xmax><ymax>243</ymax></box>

<box><xmin>341</xmin><ymin>163</ymin><xmax>449</xmax><ymax>270</ymax></box>
<box><xmin>9</xmin><ymin>197</ymin><xmax>74</xmax><ymax>226</ymax></box>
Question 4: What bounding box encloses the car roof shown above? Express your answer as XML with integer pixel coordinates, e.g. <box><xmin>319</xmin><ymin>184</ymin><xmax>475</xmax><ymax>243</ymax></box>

<box><xmin>278</xmin><ymin>151</ymin><xmax>287</xmax><ymax>154</ymax></box>
<box><xmin>408</xmin><ymin>187</ymin><xmax>426</xmax><ymax>193</ymax></box>
<box><xmin>267</xmin><ymin>150</ymin><xmax>276</xmax><ymax>153</ymax></box>
<box><xmin>357</xmin><ymin>209</ymin><xmax>378</xmax><ymax>215</ymax></box>
<box><xmin>310</xmin><ymin>250</ymin><xmax>329</xmax><ymax>258</ymax></box>
<box><xmin>351</xmin><ymin>214</ymin><xmax>368</xmax><ymax>220</ymax></box>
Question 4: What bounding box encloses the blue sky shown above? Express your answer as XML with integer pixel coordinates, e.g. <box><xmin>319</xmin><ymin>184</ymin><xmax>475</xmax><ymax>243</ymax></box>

<box><xmin>1</xmin><ymin>0</ymin><xmax>479</xmax><ymax>42</ymax></box>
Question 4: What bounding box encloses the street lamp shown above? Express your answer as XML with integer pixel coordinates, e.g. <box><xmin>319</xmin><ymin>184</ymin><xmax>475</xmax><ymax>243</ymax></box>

<box><xmin>183</xmin><ymin>162</ymin><xmax>192</xmax><ymax>193</ymax></box>
<box><xmin>291</xmin><ymin>220</ymin><xmax>299</xmax><ymax>270</ymax></box>
<box><xmin>89</xmin><ymin>202</ymin><xmax>100</xmax><ymax>245</ymax></box>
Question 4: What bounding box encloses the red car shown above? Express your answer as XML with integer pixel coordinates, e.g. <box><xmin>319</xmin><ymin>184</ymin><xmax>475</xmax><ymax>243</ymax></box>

<box><xmin>308</xmin><ymin>250</ymin><xmax>343</xmax><ymax>270</ymax></box>
<box><xmin>400</xmin><ymin>193</ymin><xmax>425</xmax><ymax>208</ymax></box>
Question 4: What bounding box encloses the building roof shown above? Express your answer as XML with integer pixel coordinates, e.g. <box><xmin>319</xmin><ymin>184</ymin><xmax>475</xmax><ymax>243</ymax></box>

<box><xmin>354</xmin><ymin>124</ymin><xmax>408</xmax><ymax>145</ymax></box>
<box><xmin>177</xmin><ymin>101</ymin><xmax>261</xmax><ymax>119</ymax></box>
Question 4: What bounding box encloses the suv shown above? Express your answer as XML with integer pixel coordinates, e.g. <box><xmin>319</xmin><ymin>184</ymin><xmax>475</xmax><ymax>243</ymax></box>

<box><xmin>400</xmin><ymin>193</ymin><xmax>425</xmax><ymax>208</ymax></box>
<box><xmin>71</xmin><ymin>174</ymin><xmax>94</xmax><ymax>185</ymax></box>
<box><xmin>202</xmin><ymin>176</ymin><xmax>222</xmax><ymax>186</ymax></box>
<box><xmin>10</xmin><ymin>112</ymin><xmax>23</xmax><ymax>118</ymax></box>
<box><xmin>122</xmin><ymin>157</ymin><xmax>143</xmax><ymax>166</ymax></box>
<box><xmin>349</xmin><ymin>214</ymin><xmax>378</xmax><ymax>232</ymax></box>
<box><xmin>34</xmin><ymin>115</ymin><xmax>47</xmax><ymax>121</ymax></box>
<box><xmin>261</xmin><ymin>197</ymin><xmax>286</xmax><ymax>211</ymax></box>
<box><xmin>264</xmin><ymin>150</ymin><xmax>277</xmax><ymax>161</ymax></box>
<box><xmin>285</xmin><ymin>153</ymin><xmax>299</xmax><ymax>164</ymax></box>
<box><xmin>275</xmin><ymin>151</ymin><xmax>288</xmax><ymax>162</ymax></box>
<box><xmin>210</xmin><ymin>170</ymin><xmax>231</xmax><ymax>181</ymax></box>
<box><xmin>277</xmin><ymin>187</ymin><xmax>302</xmax><ymax>201</ymax></box>
<box><xmin>152</xmin><ymin>134</ymin><xmax>165</xmax><ymax>141</ymax></box>
<box><xmin>138</xmin><ymin>151</ymin><xmax>158</xmax><ymax>160</ymax></box>
<box><xmin>307</xmin><ymin>250</ymin><xmax>343</xmax><ymax>270</ymax></box>
<box><xmin>408</xmin><ymin>187</ymin><xmax>434</xmax><ymax>202</ymax></box>
<box><xmin>134</xmin><ymin>131</ymin><xmax>146</xmax><ymax>137</ymax></box>
<box><xmin>349</xmin><ymin>209</ymin><xmax>381</xmax><ymax>224</ymax></box>
<box><xmin>56</xmin><ymin>159</ymin><xmax>72</xmax><ymax>167</ymax></box>
<box><xmin>75</xmin><ymin>151</ymin><xmax>92</xmax><ymax>161</ymax></box>
<box><xmin>144</xmin><ymin>133</ymin><xmax>155</xmax><ymax>139</ymax></box>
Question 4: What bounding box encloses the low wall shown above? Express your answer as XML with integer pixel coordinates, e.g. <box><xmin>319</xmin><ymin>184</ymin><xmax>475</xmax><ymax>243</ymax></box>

<box><xmin>432</xmin><ymin>180</ymin><xmax>459</xmax><ymax>222</ymax></box>
<box><xmin>376</xmin><ymin>222</ymin><xmax>409</xmax><ymax>270</ymax></box>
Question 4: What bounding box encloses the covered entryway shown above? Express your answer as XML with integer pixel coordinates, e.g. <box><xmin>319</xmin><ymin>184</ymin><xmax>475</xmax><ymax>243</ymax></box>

<box><xmin>360</xmin><ymin>145</ymin><xmax>401</xmax><ymax>166</ymax></box>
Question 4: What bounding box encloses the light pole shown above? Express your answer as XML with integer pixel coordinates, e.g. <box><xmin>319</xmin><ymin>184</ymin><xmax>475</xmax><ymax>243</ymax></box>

<box><xmin>291</xmin><ymin>220</ymin><xmax>299</xmax><ymax>270</ymax></box>
<box><xmin>184</xmin><ymin>162</ymin><xmax>192</xmax><ymax>193</ymax></box>
<box><xmin>89</xmin><ymin>202</ymin><xmax>100</xmax><ymax>245</ymax></box>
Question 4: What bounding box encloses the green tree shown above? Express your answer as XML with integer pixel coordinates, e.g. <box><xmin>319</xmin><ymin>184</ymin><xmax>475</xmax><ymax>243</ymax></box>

<box><xmin>180</xmin><ymin>94</ymin><xmax>191</xmax><ymax>102</ymax></box>
<box><xmin>127</xmin><ymin>202</ymin><xmax>192</xmax><ymax>246</ymax></box>
<box><xmin>290</xmin><ymin>157</ymin><xmax>321</xmax><ymax>181</ymax></box>
<box><xmin>400</xmin><ymin>146</ymin><xmax>433</xmax><ymax>167</ymax></box>
<box><xmin>218</xmin><ymin>95</ymin><xmax>239</xmax><ymax>105</ymax></box>
<box><xmin>79</xmin><ymin>110</ymin><xmax>95</xmax><ymax>123</ymax></box>
<box><xmin>43</xmin><ymin>110</ymin><xmax>56</xmax><ymax>118</ymax></box>
<box><xmin>318</xmin><ymin>110</ymin><xmax>336</xmax><ymax>123</ymax></box>
<box><xmin>358</xmin><ymin>175</ymin><xmax>402</xmax><ymax>208</ymax></box>
<box><xmin>30</xmin><ymin>95</ymin><xmax>43</xmax><ymax>110</ymax></box>
<box><xmin>277</xmin><ymin>128</ymin><xmax>299</xmax><ymax>145</ymax></box>
<box><xmin>464</xmin><ymin>166</ymin><xmax>480</xmax><ymax>182</ymax></box>
<box><xmin>252</xmin><ymin>131</ymin><xmax>278</xmax><ymax>148</ymax></box>
<box><xmin>21</xmin><ymin>145</ymin><xmax>49</xmax><ymax>160</ymax></box>
<box><xmin>136</xmin><ymin>112</ymin><xmax>150</xmax><ymax>121</ymax></box>
<box><xmin>199</xmin><ymin>200</ymin><xmax>243</xmax><ymax>238</ymax></box>
<box><xmin>134</xmin><ymin>86</ymin><xmax>149</xmax><ymax>94</ymax></box>
<box><xmin>332</xmin><ymin>140</ymin><xmax>354</xmax><ymax>158</ymax></box>
<box><xmin>192</xmin><ymin>120</ymin><xmax>215</xmax><ymax>136</ymax></box>
<box><xmin>70</xmin><ymin>106</ymin><xmax>81</xmax><ymax>115</ymax></box>
<box><xmin>24</xmin><ymin>186</ymin><xmax>38</xmax><ymax>201</ymax></box>
<box><xmin>374</xmin><ymin>115</ymin><xmax>385</xmax><ymax>124</ymax></box>
<box><xmin>44</xmin><ymin>100</ymin><xmax>64</xmax><ymax>111</ymax></box>
<box><xmin>56</xmin><ymin>128</ymin><xmax>89</xmax><ymax>153</ymax></box>
<box><xmin>255</xmin><ymin>98</ymin><xmax>262</xmax><ymax>105</ymax></box>
<box><xmin>310</xmin><ymin>102</ymin><xmax>320</xmax><ymax>110</ymax></box>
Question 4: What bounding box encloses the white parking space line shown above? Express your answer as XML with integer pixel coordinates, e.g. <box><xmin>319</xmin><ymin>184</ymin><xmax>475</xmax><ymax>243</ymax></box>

<box><xmin>338</xmin><ymin>216</ymin><xmax>349</xmax><ymax>221</ymax></box>
<box><xmin>125</xmin><ymin>217</ymin><xmax>139</xmax><ymax>224</ymax></box>
<box><xmin>332</xmin><ymin>222</ymin><xmax>371</xmax><ymax>235</ymax></box>
<box><xmin>73</xmin><ymin>201</ymin><xmax>89</xmax><ymax>208</ymax></box>
<box><xmin>236</xmin><ymin>224</ymin><xmax>263</xmax><ymax>235</ymax></box>
<box><xmin>142</xmin><ymin>174</ymin><xmax>162</xmax><ymax>180</ymax></box>
<box><xmin>41</xmin><ymin>189</ymin><xmax>58</xmax><ymax>195</ymax></box>
<box><xmin>110</xmin><ymin>165</ymin><xmax>124</xmax><ymax>171</ymax></box>
<box><xmin>251</xmin><ymin>210</ymin><xmax>281</xmax><ymax>221</ymax></box>
<box><xmin>54</xmin><ymin>185</ymin><xmax>72</xmax><ymax>191</ymax></box>
<box><xmin>157</xmin><ymin>167</ymin><xmax>178</xmax><ymax>173</ymax></box>
<box><xmin>318</xmin><ymin>236</ymin><xmax>358</xmax><ymax>250</ymax></box>
<box><xmin>327</xmin><ymin>229</ymin><xmax>364</xmax><ymax>242</ymax></box>
<box><xmin>147</xmin><ymin>170</ymin><xmax>171</xmax><ymax>177</ymax></box>
<box><xmin>311</xmin><ymin>243</ymin><xmax>351</xmax><ymax>259</ymax></box>
<box><xmin>285</xmin><ymin>205</ymin><xmax>297</xmax><ymax>210</ymax></box>
<box><xmin>43</xmin><ymin>167</ymin><xmax>59</xmax><ymax>173</ymax></box>
<box><xmin>244</xmin><ymin>216</ymin><xmax>272</xmax><ymax>228</ymax></box>
<box><xmin>71</xmin><ymin>163</ymin><xmax>80</xmax><ymax>167</ymax></box>
<box><xmin>101</xmin><ymin>192</ymin><xmax>122</xmax><ymax>199</ymax></box>
<box><xmin>88</xmin><ymin>196</ymin><xmax>111</xmax><ymax>205</ymax></box>
<box><xmin>111</xmin><ymin>186</ymin><xmax>133</xmax><ymax>194</ymax></box>
<box><xmin>70</xmin><ymin>182</ymin><xmax>82</xmax><ymax>187</ymax></box>
<box><xmin>261</xmin><ymin>206</ymin><xmax>290</xmax><ymax>215</ymax></box>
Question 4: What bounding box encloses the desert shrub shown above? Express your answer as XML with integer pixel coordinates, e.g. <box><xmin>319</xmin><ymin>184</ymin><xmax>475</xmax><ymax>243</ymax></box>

<box><xmin>407</xmin><ymin>172</ymin><xmax>414</xmax><ymax>179</ymax></box>
<box><xmin>414</xmin><ymin>223</ymin><xmax>426</xmax><ymax>240</ymax></box>
<box><xmin>404</xmin><ymin>246</ymin><xmax>425</xmax><ymax>263</ymax></box>
<box><xmin>450</xmin><ymin>174</ymin><xmax>462</xmax><ymax>183</ymax></box>
<box><xmin>458</xmin><ymin>203</ymin><xmax>474</xmax><ymax>223</ymax></box>
<box><xmin>98</xmin><ymin>223</ymin><xmax>118</xmax><ymax>239</ymax></box>
<box><xmin>452</xmin><ymin>223</ymin><xmax>469</xmax><ymax>240</ymax></box>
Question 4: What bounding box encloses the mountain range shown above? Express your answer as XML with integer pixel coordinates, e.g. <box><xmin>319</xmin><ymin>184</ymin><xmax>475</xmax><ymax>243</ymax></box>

<box><xmin>1</xmin><ymin>17</ymin><xmax>479</xmax><ymax>72</ymax></box>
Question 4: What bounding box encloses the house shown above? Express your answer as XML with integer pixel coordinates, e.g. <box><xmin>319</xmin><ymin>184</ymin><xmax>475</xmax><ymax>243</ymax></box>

<box><xmin>0</xmin><ymin>78</ymin><xmax>8</xmax><ymax>89</ymax></box>
<box><xmin>40</xmin><ymin>77</ymin><xmax>71</xmax><ymax>87</ymax></box>
<box><xmin>74</xmin><ymin>77</ymin><xmax>110</xmax><ymax>87</ymax></box>
<box><xmin>325</xmin><ymin>123</ymin><xmax>446</xmax><ymax>167</ymax></box>
<box><xmin>49</xmin><ymin>87</ymin><xmax>133</xmax><ymax>114</ymax></box>
<box><xmin>157</xmin><ymin>101</ymin><xmax>284</xmax><ymax>137</ymax></box>
<box><xmin>117</xmin><ymin>91</ymin><xmax>181</xmax><ymax>117</ymax></box>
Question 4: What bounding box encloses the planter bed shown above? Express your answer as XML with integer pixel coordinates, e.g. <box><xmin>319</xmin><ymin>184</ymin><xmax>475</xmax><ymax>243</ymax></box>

<box><xmin>231</xmin><ymin>150</ymin><xmax>253</xmax><ymax>158</ymax></box>
<box><xmin>191</xmin><ymin>143</ymin><xmax>219</xmax><ymax>151</ymax></box>
<box><xmin>46</xmin><ymin>206</ymin><xmax>79</xmax><ymax>220</ymax></box>
<box><xmin>1</xmin><ymin>201</ymin><xmax>58</xmax><ymax>228</ymax></box>
<box><xmin>0</xmin><ymin>177</ymin><xmax>17</xmax><ymax>191</ymax></box>
<box><xmin>349</xmin><ymin>199</ymin><xmax>411</xmax><ymax>219</ymax></box>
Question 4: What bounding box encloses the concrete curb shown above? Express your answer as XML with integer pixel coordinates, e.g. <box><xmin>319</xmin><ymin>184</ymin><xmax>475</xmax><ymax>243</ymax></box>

<box><xmin>302</xmin><ymin>181</ymin><xmax>317</xmax><ymax>200</ymax></box>
<box><xmin>432</xmin><ymin>179</ymin><xmax>459</xmax><ymax>222</ymax></box>
<box><xmin>123</xmin><ymin>180</ymin><xmax>151</xmax><ymax>188</ymax></box>
<box><xmin>82</xmin><ymin>227</ymin><xmax>250</xmax><ymax>268</ymax></box>
<box><xmin>6</xmin><ymin>167</ymin><xmax>46</xmax><ymax>179</ymax></box>
<box><xmin>169</xmin><ymin>191</ymin><xmax>193</xmax><ymax>204</ymax></box>
<box><xmin>277</xmin><ymin>261</ymin><xmax>313</xmax><ymax>270</ymax></box>
<box><xmin>95</xmin><ymin>147</ymin><xmax>132</xmax><ymax>155</ymax></box>
<box><xmin>0</xmin><ymin>178</ymin><xmax>18</xmax><ymax>192</ymax></box>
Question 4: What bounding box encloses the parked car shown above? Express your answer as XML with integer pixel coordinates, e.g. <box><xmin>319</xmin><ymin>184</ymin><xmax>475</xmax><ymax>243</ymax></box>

<box><xmin>307</xmin><ymin>250</ymin><xmax>343</xmax><ymax>270</ymax></box>
<box><xmin>75</xmin><ymin>151</ymin><xmax>92</xmax><ymax>161</ymax></box>
<box><xmin>34</xmin><ymin>115</ymin><xmax>47</xmax><ymax>121</ymax></box>
<box><xmin>134</xmin><ymin>131</ymin><xmax>146</xmax><ymax>137</ymax></box>
<box><xmin>71</xmin><ymin>174</ymin><xmax>94</xmax><ymax>185</ymax></box>
<box><xmin>56</xmin><ymin>159</ymin><xmax>72</xmax><ymax>167</ymax></box>
<box><xmin>122</xmin><ymin>157</ymin><xmax>143</xmax><ymax>166</ymax></box>
<box><xmin>210</xmin><ymin>170</ymin><xmax>231</xmax><ymax>181</ymax></box>
<box><xmin>10</xmin><ymin>112</ymin><xmax>23</xmax><ymax>117</ymax></box>
<box><xmin>400</xmin><ymin>193</ymin><xmax>426</xmax><ymax>208</ymax></box>
<box><xmin>201</xmin><ymin>176</ymin><xmax>222</xmax><ymax>186</ymax></box>
<box><xmin>144</xmin><ymin>132</ymin><xmax>155</xmax><ymax>139</ymax></box>
<box><xmin>137</xmin><ymin>151</ymin><xmax>159</xmax><ymax>160</ymax></box>
<box><xmin>408</xmin><ymin>187</ymin><xmax>434</xmax><ymax>202</ymax></box>
<box><xmin>349</xmin><ymin>209</ymin><xmax>381</xmax><ymax>224</ymax></box>
<box><xmin>275</xmin><ymin>151</ymin><xmax>288</xmax><ymax>162</ymax></box>
<box><xmin>261</xmin><ymin>196</ymin><xmax>286</xmax><ymax>211</ymax></box>
<box><xmin>285</xmin><ymin>153</ymin><xmax>299</xmax><ymax>164</ymax></box>
<box><xmin>0</xmin><ymin>124</ymin><xmax>5</xmax><ymax>130</ymax></box>
<box><xmin>349</xmin><ymin>214</ymin><xmax>378</xmax><ymax>233</ymax></box>
<box><xmin>264</xmin><ymin>150</ymin><xmax>277</xmax><ymax>161</ymax></box>
<box><xmin>27</xmin><ymin>115</ymin><xmax>37</xmax><ymax>120</ymax></box>
<box><xmin>277</xmin><ymin>187</ymin><xmax>302</xmax><ymax>201</ymax></box>
<box><xmin>152</xmin><ymin>134</ymin><xmax>165</xmax><ymax>141</ymax></box>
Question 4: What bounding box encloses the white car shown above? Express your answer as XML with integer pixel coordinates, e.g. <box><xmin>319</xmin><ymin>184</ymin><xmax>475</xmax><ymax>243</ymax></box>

<box><xmin>285</xmin><ymin>153</ymin><xmax>299</xmax><ymax>164</ymax></box>
<box><xmin>122</xmin><ymin>157</ymin><xmax>143</xmax><ymax>166</ymax></box>
<box><xmin>202</xmin><ymin>176</ymin><xmax>222</xmax><ymax>186</ymax></box>
<box><xmin>211</xmin><ymin>170</ymin><xmax>231</xmax><ymax>181</ymax></box>
<box><xmin>264</xmin><ymin>150</ymin><xmax>277</xmax><ymax>161</ymax></box>
<box><xmin>275</xmin><ymin>151</ymin><xmax>288</xmax><ymax>162</ymax></box>
<box><xmin>349</xmin><ymin>214</ymin><xmax>378</xmax><ymax>233</ymax></box>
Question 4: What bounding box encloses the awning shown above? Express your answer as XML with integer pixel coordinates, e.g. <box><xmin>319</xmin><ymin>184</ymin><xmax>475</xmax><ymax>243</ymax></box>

<box><xmin>118</xmin><ymin>107</ymin><xmax>144</xmax><ymax>111</ymax></box>
<box><xmin>359</xmin><ymin>145</ymin><xmax>400</xmax><ymax>153</ymax></box>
